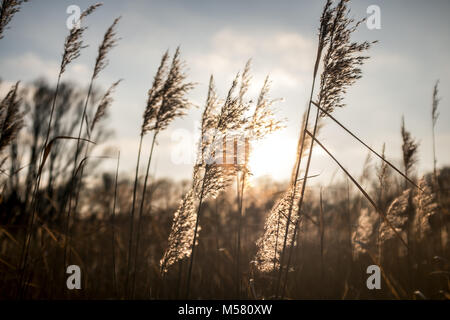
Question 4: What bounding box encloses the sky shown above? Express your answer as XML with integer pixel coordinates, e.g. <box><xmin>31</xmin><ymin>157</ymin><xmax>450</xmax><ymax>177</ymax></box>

<box><xmin>1</xmin><ymin>0</ymin><xmax>449</xmax><ymax>186</ymax></box>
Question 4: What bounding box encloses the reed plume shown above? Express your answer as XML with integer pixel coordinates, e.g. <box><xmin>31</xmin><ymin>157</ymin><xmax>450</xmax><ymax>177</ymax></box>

<box><xmin>92</xmin><ymin>17</ymin><xmax>121</xmax><ymax>80</ymax></box>
<box><xmin>0</xmin><ymin>0</ymin><xmax>28</xmax><ymax>40</ymax></box>
<box><xmin>401</xmin><ymin>116</ymin><xmax>419</xmax><ymax>187</ymax></box>
<box><xmin>379</xmin><ymin>189</ymin><xmax>411</xmax><ymax>246</ymax></box>
<box><xmin>160</xmin><ymin>189</ymin><xmax>198</xmax><ymax>273</ymax></box>
<box><xmin>0</xmin><ymin>81</ymin><xmax>23</xmax><ymax>176</ymax></box>
<box><xmin>141</xmin><ymin>47</ymin><xmax>194</xmax><ymax>134</ymax></box>
<box><xmin>376</xmin><ymin>143</ymin><xmax>389</xmax><ymax>260</ymax></box>
<box><xmin>0</xmin><ymin>82</ymin><xmax>23</xmax><ymax>155</ymax></box>
<box><xmin>430</xmin><ymin>80</ymin><xmax>445</xmax><ymax>253</ymax></box>
<box><xmin>90</xmin><ymin>79</ymin><xmax>122</xmax><ymax>132</ymax></box>
<box><xmin>255</xmin><ymin>187</ymin><xmax>300</xmax><ymax>273</ymax></box>
<box><xmin>60</xmin><ymin>3</ymin><xmax>103</xmax><ymax>76</ymax></box>
<box><xmin>413</xmin><ymin>178</ymin><xmax>438</xmax><ymax>241</ymax></box>
<box><xmin>431</xmin><ymin>80</ymin><xmax>440</xmax><ymax>184</ymax></box>
<box><xmin>376</xmin><ymin>144</ymin><xmax>389</xmax><ymax>205</ymax></box>
<box><xmin>352</xmin><ymin>208</ymin><xmax>377</xmax><ymax>256</ymax></box>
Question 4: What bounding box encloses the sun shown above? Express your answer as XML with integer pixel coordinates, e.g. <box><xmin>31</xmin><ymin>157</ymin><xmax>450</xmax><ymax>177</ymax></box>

<box><xmin>247</xmin><ymin>131</ymin><xmax>297</xmax><ymax>182</ymax></box>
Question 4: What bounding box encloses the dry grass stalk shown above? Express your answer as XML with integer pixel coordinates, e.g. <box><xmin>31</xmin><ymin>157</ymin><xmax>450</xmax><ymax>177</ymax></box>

<box><xmin>431</xmin><ymin>81</ymin><xmax>440</xmax><ymax>183</ymax></box>
<box><xmin>110</xmin><ymin>151</ymin><xmax>120</xmax><ymax>297</ymax></box>
<box><xmin>430</xmin><ymin>80</ymin><xmax>444</xmax><ymax>253</ymax></box>
<box><xmin>124</xmin><ymin>50</ymin><xmax>170</xmax><ymax>294</ymax></box>
<box><xmin>128</xmin><ymin>48</ymin><xmax>195</xmax><ymax>297</ymax></box>
<box><xmin>276</xmin><ymin>0</ymin><xmax>376</xmax><ymax>298</ymax></box>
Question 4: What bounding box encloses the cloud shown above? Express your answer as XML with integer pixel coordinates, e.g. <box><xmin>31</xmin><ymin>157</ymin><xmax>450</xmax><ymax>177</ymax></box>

<box><xmin>0</xmin><ymin>52</ymin><xmax>91</xmax><ymax>85</ymax></box>
<box><xmin>190</xmin><ymin>28</ymin><xmax>315</xmax><ymax>91</ymax></box>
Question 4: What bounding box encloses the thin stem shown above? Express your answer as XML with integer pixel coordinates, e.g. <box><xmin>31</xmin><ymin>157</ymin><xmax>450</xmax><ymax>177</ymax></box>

<box><xmin>319</xmin><ymin>187</ymin><xmax>324</xmax><ymax>281</ymax></box>
<box><xmin>131</xmin><ymin>131</ymin><xmax>158</xmax><ymax>298</ymax></box>
<box><xmin>311</xmin><ymin>101</ymin><xmax>420</xmax><ymax>191</ymax></box>
<box><xmin>125</xmin><ymin>133</ymin><xmax>144</xmax><ymax>297</ymax></box>
<box><xmin>235</xmin><ymin>170</ymin><xmax>245</xmax><ymax>298</ymax></box>
<box><xmin>111</xmin><ymin>151</ymin><xmax>120</xmax><ymax>297</ymax></box>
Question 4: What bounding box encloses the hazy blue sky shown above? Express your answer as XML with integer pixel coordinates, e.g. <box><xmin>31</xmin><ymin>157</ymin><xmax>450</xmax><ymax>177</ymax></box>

<box><xmin>1</xmin><ymin>0</ymin><xmax>449</xmax><ymax>186</ymax></box>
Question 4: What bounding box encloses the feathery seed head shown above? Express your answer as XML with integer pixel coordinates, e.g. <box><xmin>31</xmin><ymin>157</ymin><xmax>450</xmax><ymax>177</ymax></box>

<box><xmin>352</xmin><ymin>208</ymin><xmax>377</xmax><ymax>255</ymax></box>
<box><xmin>254</xmin><ymin>186</ymin><xmax>301</xmax><ymax>272</ymax></box>
<box><xmin>141</xmin><ymin>47</ymin><xmax>195</xmax><ymax>135</ymax></box>
<box><xmin>90</xmin><ymin>79</ymin><xmax>122</xmax><ymax>132</ymax></box>
<box><xmin>0</xmin><ymin>0</ymin><xmax>28</xmax><ymax>40</ymax></box>
<box><xmin>401</xmin><ymin>116</ymin><xmax>419</xmax><ymax>178</ymax></box>
<box><xmin>160</xmin><ymin>189</ymin><xmax>198</xmax><ymax>273</ymax></box>
<box><xmin>0</xmin><ymin>82</ymin><xmax>24</xmax><ymax>154</ymax></box>
<box><xmin>93</xmin><ymin>16</ymin><xmax>121</xmax><ymax>80</ymax></box>
<box><xmin>379</xmin><ymin>189</ymin><xmax>411</xmax><ymax>244</ymax></box>
<box><xmin>317</xmin><ymin>0</ymin><xmax>376</xmax><ymax>115</ymax></box>
<box><xmin>432</xmin><ymin>80</ymin><xmax>440</xmax><ymax>127</ymax></box>
<box><xmin>413</xmin><ymin>178</ymin><xmax>438</xmax><ymax>240</ymax></box>
<box><xmin>60</xmin><ymin>3</ymin><xmax>102</xmax><ymax>75</ymax></box>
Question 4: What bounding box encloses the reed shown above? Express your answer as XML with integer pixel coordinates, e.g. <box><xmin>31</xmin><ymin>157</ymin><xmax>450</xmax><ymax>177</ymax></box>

<box><xmin>431</xmin><ymin>81</ymin><xmax>440</xmax><ymax>186</ymax></box>
<box><xmin>127</xmin><ymin>47</ymin><xmax>194</xmax><ymax>298</ymax></box>
<box><xmin>265</xmin><ymin>0</ymin><xmax>375</xmax><ymax>297</ymax></box>
<box><xmin>124</xmin><ymin>50</ymin><xmax>169</xmax><ymax>296</ymax></box>
<box><xmin>64</xmin><ymin>15</ymin><xmax>121</xmax><ymax>274</ymax></box>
